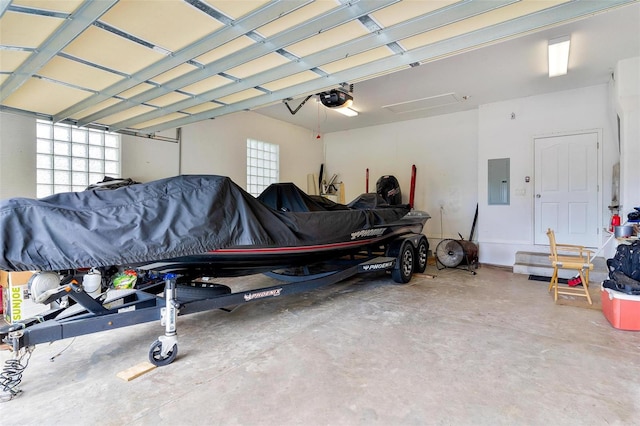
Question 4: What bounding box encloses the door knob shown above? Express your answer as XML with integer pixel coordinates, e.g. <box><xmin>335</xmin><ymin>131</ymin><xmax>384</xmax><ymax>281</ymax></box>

<box><xmin>536</xmin><ymin>194</ymin><xmax>541</xmax><ymax>198</ymax></box>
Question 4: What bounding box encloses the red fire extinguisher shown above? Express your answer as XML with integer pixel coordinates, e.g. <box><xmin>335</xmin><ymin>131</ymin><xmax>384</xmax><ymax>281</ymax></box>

<box><xmin>610</xmin><ymin>214</ymin><xmax>621</xmax><ymax>232</ymax></box>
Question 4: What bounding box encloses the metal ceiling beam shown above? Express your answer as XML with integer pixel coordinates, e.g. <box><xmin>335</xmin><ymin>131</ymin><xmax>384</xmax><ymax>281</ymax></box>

<box><xmin>137</xmin><ymin>0</ymin><xmax>637</xmax><ymax>134</ymax></box>
<box><xmin>77</xmin><ymin>0</ymin><xmax>399</xmax><ymax>127</ymax></box>
<box><xmin>54</xmin><ymin>0</ymin><xmax>312</xmax><ymax>124</ymax></box>
<box><xmin>0</xmin><ymin>0</ymin><xmax>12</xmax><ymax>18</ymax></box>
<box><xmin>110</xmin><ymin>0</ymin><xmax>516</xmax><ymax>131</ymax></box>
<box><xmin>0</xmin><ymin>0</ymin><xmax>119</xmax><ymax>102</ymax></box>
<box><xmin>0</xmin><ymin>0</ymin><xmax>12</xmax><ymax>19</ymax></box>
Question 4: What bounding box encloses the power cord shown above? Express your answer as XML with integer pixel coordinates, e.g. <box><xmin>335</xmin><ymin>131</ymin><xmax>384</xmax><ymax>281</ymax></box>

<box><xmin>0</xmin><ymin>346</ymin><xmax>34</xmax><ymax>402</ymax></box>
<box><xmin>49</xmin><ymin>337</ymin><xmax>76</xmax><ymax>362</ymax></box>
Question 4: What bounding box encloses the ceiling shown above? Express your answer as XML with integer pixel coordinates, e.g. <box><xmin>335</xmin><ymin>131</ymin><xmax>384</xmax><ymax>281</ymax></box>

<box><xmin>1</xmin><ymin>0</ymin><xmax>639</xmax><ymax>137</ymax></box>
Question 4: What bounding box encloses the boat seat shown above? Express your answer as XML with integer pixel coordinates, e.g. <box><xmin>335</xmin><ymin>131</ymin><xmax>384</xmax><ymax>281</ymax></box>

<box><xmin>258</xmin><ymin>182</ymin><xmax>348</xmax><ymax>212</ymax></box>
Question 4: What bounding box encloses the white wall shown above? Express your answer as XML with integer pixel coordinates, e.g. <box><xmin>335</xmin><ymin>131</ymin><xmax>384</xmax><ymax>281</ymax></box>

<box><xmin>180</xmin><ymin>111</ymin><xmax>323</xmax><ymax>190</ymax></box>
<box><xmin>614</xmin><ymin>57</ymin><xmax>640</xmax><ymax>220</ymax></box>
<box><xmin>324</xmin><ymin>110</ymin><xmax>479</xmax><ymax>244</ymax></box>
<box><xmin>325</xmin><ymin>85</ymin><xmax>618</xmax><ymax>267</ymax></box>
<box><xmin>0</xmin><ymin>111</ymin><xmax>36</xmax><ymax>199</ymax></box>
<box><xmin>118</xmin><ymin>111</ymin><xmax>323</xmax><ymax>188</ymax></box>
<box><xmin>477</xmin><ymin>84</ymin><xmax>617</xmax><ymax>265</ymax></box>
<box><xmin>121</xmin><ymin>132</ymin><xmax>180</xmax><ymax>182</ymax></box>
<box><xmin>1</xmin><ymin>110</ymin><xmax>323</xmax><ymax>198</ymax></box>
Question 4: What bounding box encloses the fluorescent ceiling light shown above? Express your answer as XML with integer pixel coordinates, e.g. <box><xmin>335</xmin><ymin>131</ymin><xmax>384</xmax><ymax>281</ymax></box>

<box><xmin>548</xmin><ymin>36</ymin><xmax>571</xmax><ymax>77</ymax></box>
<box><xmin>382</xmin><ymin>93</ymin><xmax>460</xmax><ymax>114</ymax></box>
<box><xmin>334</xmin><ymin>107</ymin><xmax>358</xmax><ymax>117</ymax></box>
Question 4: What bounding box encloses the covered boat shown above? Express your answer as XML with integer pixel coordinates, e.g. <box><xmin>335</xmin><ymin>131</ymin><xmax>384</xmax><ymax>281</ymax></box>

<box><xmin>0</xmin><ymin>175</ymin><xmax>428</xmax><ymax>275</ymax></box>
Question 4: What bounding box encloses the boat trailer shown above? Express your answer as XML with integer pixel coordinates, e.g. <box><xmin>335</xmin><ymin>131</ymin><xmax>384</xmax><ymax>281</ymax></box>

<box><xmin>1</xmin><ymin>233</ymin><xmax>427</xmax><ymax>401</ymax></box>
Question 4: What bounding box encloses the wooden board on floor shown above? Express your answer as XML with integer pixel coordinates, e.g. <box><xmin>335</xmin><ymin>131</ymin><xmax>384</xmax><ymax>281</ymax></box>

<box><xmin>414</xmin><ymin>273</ymin><xmax>436</xmax><ymax>279</ymax></box>
<box><xmin>117</xmin><ymin>361</ymin><xmax>156</xmax><ymax>381</ymax></box>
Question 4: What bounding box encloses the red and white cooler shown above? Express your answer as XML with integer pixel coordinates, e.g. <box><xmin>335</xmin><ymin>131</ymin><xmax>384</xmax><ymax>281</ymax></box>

<box><xmin>600</xmin><ymin>283</ymin><xmax>640</xmax><ymax>331</ymax></box>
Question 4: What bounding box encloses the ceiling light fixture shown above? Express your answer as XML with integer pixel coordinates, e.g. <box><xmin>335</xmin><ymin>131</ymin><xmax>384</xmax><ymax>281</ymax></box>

<box><xmin>548</xmin><ymin>35</ymin><xmax>571</xmax><ymax>77</ymax></box>
<box><xmin>334</xmin><ymin>107</ymin><xmax>358</xmax><ymax>117</ymax></box>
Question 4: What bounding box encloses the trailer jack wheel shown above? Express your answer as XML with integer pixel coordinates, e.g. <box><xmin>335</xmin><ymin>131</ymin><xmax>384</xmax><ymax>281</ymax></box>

<box><xmin>149</xmin><ymin>337</ymin><xmax>178</xmax><ymax>366</ymax></box>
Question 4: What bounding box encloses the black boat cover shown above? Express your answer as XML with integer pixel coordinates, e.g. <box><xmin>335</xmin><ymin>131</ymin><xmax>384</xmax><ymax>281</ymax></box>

<box><xmin>0</xmin><ymin>175</ymin><xmax>411</xmax><ymax>272</ymax></box>
<box><xmin>257</xmin><ymin>182</ymin><xmax>349</xmax><ymax>212</ymax></box>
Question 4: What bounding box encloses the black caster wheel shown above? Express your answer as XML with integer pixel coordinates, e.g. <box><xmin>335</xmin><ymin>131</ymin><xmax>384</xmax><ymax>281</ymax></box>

<box><xmin>149</xmin><ymin>339</ymin><xmax>178</xmax><ymax>366</ymax></box>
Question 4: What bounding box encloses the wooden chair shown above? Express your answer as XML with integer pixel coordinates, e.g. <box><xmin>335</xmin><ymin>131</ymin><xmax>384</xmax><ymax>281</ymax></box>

<box><xmin>546</xmin><ymin>228</ymin><xmax>594</xmax><ymax>305</ymax></box>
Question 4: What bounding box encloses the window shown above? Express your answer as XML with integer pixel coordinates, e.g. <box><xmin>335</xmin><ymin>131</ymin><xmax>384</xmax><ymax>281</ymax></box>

<box><xmin>246</xmin><ymin>139</ymin><xmax>279</xmax><ymax>197</ymax></box>
<box><xmin>36</xmin><ymin>120</ymin><xmax>121</xmax><ymax>197</ymax></box>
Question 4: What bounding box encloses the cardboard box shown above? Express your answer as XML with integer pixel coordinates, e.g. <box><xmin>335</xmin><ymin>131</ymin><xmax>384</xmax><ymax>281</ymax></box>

<box><xmin>600</xmin><ymin>283</ymin><xmax>640</xmax><ymax>331</ymax></box>
<box><xmin>1</xmin><ymin>270</ymin><xmax>37</xmax><ymax>323</ymax></box>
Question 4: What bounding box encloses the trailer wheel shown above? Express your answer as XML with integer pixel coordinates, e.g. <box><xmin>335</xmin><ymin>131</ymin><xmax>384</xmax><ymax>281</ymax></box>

<box><xmin>392</xmin><ymin>242</ymin><xmax>414</xmax><ymax>284</ymax></box>
<box><xmin>149</xmin><ymin>339</ymin><xmax>178</xmax><ymax>366</ymax></box>
<box><xmin>414</xmin><ymin>237</ymin><xmax>429</xmax><ymax>273</ymax></box>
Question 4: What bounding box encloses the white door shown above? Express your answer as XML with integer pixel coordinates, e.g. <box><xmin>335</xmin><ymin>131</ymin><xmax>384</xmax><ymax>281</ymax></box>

<box><xmin>534</xmin><ymin>132</ymin><xmax>599</xmax><ymax>246</ymax></box>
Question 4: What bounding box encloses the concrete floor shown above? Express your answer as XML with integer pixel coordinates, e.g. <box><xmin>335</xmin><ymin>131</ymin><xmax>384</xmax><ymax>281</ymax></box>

<box><xmin>2</xmin><ymin>263</ymin><xmax>639</xmax><ymax>425</ymax></box>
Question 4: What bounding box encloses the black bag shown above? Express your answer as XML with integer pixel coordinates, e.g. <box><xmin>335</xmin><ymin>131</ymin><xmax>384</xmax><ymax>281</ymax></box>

<box><xmin>607</xmin><ymin>241</ymin><xmax>640</xmax><ymax>280</ymax></box>
<box><xmin>605</xmin><ymin>241</ymin><xmax>640</xmax><ymax>294</ymax></box>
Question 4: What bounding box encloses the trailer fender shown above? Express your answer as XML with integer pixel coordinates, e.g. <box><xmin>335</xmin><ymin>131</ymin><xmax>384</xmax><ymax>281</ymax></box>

<box><xmin>385</xmin><ymin>233</ymin><xmax>423</xmax><ymax>258</ymax></box>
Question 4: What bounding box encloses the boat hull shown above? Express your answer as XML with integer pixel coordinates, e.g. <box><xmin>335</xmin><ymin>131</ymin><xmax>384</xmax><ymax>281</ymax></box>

<box><xmin>141</xmin><ymin>213</ymin><xmax>428</xmax><ymax>277</ymax></box>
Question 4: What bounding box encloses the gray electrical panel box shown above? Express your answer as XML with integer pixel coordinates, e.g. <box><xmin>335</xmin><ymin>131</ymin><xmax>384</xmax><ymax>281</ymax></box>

<box><xmin>488</xmin><ymin>158</ymin><xmax>510</xmax><ymax>205</ymax></box>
